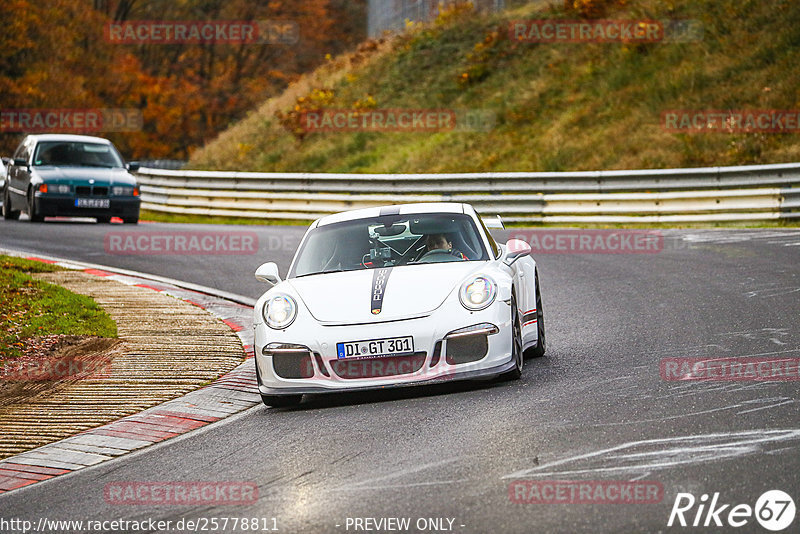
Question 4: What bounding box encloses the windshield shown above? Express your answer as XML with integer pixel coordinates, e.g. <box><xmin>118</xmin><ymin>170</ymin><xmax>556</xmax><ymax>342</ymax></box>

<box><xmin>33</xmin><ymin>141</ymin><xmax>124</xmax><ymax>168</ymax></box>
<box><xmin>290</xmin><ymin>213</ymin><xmax>489</xmax><ymax>278</ymax></box>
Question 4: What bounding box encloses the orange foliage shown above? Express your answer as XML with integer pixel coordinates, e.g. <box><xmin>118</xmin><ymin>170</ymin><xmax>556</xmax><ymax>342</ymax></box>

<box><xmin>564</xmin><ymin>0</ymin><xmax>629</xmax><ymax>18</ymax></box>
<box><xmin>0</xmin><ymin>0</ymin><xmax>366</xmax><ymax>160</ymax></box>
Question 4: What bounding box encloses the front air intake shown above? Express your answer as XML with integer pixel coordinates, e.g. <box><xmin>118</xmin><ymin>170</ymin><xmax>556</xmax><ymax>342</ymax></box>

<box><xmin>444</xmin><ymin>323</ymin><xmax>498</xmax><ymax>365</ymax></box>
<box><xmin>265</xmin><ymin>344</ymin><xmax>315</xmax><ymax>379</ymax></box>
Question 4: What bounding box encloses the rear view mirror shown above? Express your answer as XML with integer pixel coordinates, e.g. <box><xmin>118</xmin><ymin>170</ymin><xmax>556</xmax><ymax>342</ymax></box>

<box><xmin>374</xmin><ymin>225</ymin><xmax>405</xmax><ymax>237</ymax></box>
<box><xmin>13</xmin><ymin>158</ymin><xmax>28</xmax><ymax>167</ymax></box>
<box><xmin>127</xmin><ymin>161</ymin><xmax>140</xmax><ymax>172</ymax></box>
<box><xmin>503</xmin><ymin>239</ymin><xmax>531</xmax><ymax>266</ymax></box>
<box><xmin>255</xmin><ymin>262</ymin><xmax>281</xmax><ymax>286</ymax></box>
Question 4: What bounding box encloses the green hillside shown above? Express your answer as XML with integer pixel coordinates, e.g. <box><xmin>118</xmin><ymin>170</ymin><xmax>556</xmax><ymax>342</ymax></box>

<box><xmin>189</xmin><ymin>0</ymin><xmax>800</xmax><ymax>173</ymax></box>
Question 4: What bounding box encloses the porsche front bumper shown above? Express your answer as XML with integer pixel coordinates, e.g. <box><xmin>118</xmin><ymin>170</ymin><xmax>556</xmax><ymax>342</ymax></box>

<box><xmin>254</xmin><ymin>299</ymin><xmax>515</xmax><ymax>396</ymax></box>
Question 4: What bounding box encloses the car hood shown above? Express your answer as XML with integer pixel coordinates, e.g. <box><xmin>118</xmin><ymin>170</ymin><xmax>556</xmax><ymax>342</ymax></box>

<box><xmin>33</xmin><ymin>166</ymin><xmax>136</xmax><ymax>185</ymax></box>
<box><xmin>287</xmin><ymin>262</ymin><xmax>485</xmax><ymax>324</ymax></box>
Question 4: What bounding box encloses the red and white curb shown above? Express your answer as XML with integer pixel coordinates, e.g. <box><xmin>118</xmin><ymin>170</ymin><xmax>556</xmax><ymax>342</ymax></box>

<box><xmin>0</xmin><ymin>254</ymin><xmax>259</xmax><ymax>495</ymax></box>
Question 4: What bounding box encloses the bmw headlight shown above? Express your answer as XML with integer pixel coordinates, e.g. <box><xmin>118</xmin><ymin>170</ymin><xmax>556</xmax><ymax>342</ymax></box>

<box><xmin>39</xmin><ymin>183</ymin><xmax>70</xmax><ymax>194</ymax></box>
<box><xmin>111</xmin><ymin>186</ymin><xmax>134</xmax><ymax>196</ymax></box>
<box><xmin>459</xmin><ymin>275</ymin><xmax>497</xmax><ymax>311</ymax></box>
<box><xmin>262</xmin><ymin>294</ymin><xmax>297</xmax><ymax>329</ymax></box>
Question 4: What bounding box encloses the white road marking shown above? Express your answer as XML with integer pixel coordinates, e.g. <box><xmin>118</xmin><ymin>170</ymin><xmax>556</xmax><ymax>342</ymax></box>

<box><xmin>502</xmin><ymin>429</ymin><xmax>800</xmax><ymax>479</ymax></box>
<box><xmin>334</xmin><ymin>458</ymin><xmax>460</xmax><ymax>491</ymax></box>
<box><xmin>737</xmin><ymin>399</ymin><xmax>796</xmax><ymax>415</ymax></box>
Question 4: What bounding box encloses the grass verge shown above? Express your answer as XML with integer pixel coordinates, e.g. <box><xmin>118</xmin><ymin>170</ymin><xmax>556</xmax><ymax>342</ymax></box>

<box><xmin>0</xmin><ymin>256</ymin><xmax>117</xmax><ymax>362</ymax></box>
<box><xmin>140</xmin><ymin>209</ymin><xmax>310</xmax><ymax>227</ymax></box>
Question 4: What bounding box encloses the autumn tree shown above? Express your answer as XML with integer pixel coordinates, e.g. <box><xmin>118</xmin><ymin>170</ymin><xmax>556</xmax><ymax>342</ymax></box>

<box><xmin>0</xmin><ymin>0</ymin><xmax>366</xmax><ymax>159</ymax></box>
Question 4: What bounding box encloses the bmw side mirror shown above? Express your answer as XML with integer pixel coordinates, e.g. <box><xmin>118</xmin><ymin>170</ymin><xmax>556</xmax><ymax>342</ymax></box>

<box><xmin>503</xmin><ymin>239</ymin><xmax>531</xmax><ymax>266</ymax></box>
<box><xmin>255</xmin><ymin>262</ymin><xmax>282</xmax><ymax>286</ymax></box>
<box><xmin>127</xmin><ymin>161</ymin><xmax>140</xmax><ymax>172</ymax></box>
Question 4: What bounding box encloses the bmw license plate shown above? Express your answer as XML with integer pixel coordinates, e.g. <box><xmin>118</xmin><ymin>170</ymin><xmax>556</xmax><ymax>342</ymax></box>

<box><xmin>75</xmin><ymin>198</ymin><xmax>110</xmax><ymax>208</ymax></box>
<box><xmin>337</xmin><ymin>336</ymin><xmax>414</xmax><ymax>359</ymax></box>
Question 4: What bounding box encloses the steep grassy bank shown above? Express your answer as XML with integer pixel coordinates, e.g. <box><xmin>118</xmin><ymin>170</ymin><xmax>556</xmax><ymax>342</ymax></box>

<box><xmin>189</xmin><ymin>0</ymin><xmax>799</xmax><ymax>173</ymax></box>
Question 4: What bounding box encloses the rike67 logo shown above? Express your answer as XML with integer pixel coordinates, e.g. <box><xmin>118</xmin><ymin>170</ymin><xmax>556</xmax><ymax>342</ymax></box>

<box><xmin>668</xmin><ymin>490</ymin><xmax>796</xmax><ymax>531</ymax></box>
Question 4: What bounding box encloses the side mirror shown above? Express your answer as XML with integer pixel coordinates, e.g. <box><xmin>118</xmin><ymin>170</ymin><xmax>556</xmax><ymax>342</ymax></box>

<box><xmin>255</xmin><ymin>262</ymin><xmax>281</xmax><ymax>286</ymax></box>
<box><xmin>13</xmin><ymin>158</ymin><xmax>28</xmax><ymax>167</ymax></box>
<box><xmin>127</xmin><ymin>161</ymin><xmax>140</xmax><ymax>172</ymax></box>
<box><xmin>503</xmin><ymin>239</ymin><xmax>531</xmax><ymax>266</ymax></box>
<box><xmin>1</xmin><ymin>157</ymin><xmax>10</xmax><ymax>165</ymax></box>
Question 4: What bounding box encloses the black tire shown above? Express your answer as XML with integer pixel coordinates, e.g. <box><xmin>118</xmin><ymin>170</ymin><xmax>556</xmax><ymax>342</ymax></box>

<box><xmin>2</xmin><ymin>187</ymin><xmax>20</xmax><ymax>220</ymax></box>
<box><xmin>123</xmin><ymin>216</ymin><xmax>139</xmax><ymax>224</ymax></box>
<box><xmin>525</xmin><ymin>270</ymin><xmax>546</xmax><ymax>358</ymax></box>
<box><xmin>260</xmin><ymin>394</ymin><xmax>302</xmax><ymax>408</ymax></box>
<box><xmin>500</xmin><ymin>294</ymin><xmax>524</xmax><ymax>381</ymax></box>
<box><xmin>96</xmin><ymin>216</ymin><xmax>112</xmax><ymax>223</ymax></box>
<box><xmin>27</xmin><ymin>191</ymin><xmax>44</xmax><ymax>222</ymax></box>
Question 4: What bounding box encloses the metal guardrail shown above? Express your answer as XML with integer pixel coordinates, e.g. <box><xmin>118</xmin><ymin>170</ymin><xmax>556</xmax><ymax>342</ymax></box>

<box><xmin>135</xmin><ymin>163</ymin><xmax>800</xmax><ymax>223</ymax></box>
<box><xmin>136</xmin><ymin>159</ymin><xmax>187</xmax><ymax>170</ymax></box>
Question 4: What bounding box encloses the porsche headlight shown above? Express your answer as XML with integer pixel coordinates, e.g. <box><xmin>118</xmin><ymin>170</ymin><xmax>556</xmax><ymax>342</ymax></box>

<box><xmin>262</xmin><ymin>294</ymin><xmax>297</xmax><ymax>329</ymax></box>
<box><xmin>459</xmin><ymin>275</ymin><xmax>497</xmax><ymax>311</ymax></box>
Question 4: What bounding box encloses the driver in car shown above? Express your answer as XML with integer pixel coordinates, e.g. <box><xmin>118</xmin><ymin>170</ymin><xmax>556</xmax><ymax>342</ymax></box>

<box><xmin>425</xmin><ymin>233</ymin><xmax>467</xmax><ymax>260</ymax></box>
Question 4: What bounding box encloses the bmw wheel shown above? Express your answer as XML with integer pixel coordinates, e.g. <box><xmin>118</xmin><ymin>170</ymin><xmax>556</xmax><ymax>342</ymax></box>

<box><xmin>27</xmin><ymin>190</ymin><xmax>44</xmax><ymax>222</ymax></box>
<box><xmin>2</xmin><ymin>187</ymin><xmax>20</xmax><ymax>220</ymax></box>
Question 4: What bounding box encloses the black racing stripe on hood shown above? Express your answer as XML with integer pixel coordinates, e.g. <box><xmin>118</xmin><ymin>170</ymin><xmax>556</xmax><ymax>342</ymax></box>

<box><xmin>371</xmin><ymin>267</ymin><xmax>393</xmax><ymax>315</ymax></box>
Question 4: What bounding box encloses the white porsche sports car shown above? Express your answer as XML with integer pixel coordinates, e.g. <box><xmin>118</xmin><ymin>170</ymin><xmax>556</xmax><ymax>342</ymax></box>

<box><xmin>253</xmin><ymin>202</ymin><xmax>545</xmax><ymax>407</ymax></box>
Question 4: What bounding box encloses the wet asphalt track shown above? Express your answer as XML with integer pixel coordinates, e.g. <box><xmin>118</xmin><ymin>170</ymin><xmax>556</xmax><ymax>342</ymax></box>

<box><xmin>1</xmin><ymin>218</ymin><xmax>799</xmax><ymax>533</ymax></box>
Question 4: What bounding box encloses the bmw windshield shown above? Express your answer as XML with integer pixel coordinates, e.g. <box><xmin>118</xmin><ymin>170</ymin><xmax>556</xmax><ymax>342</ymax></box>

<box><xmin>290</xmin><ymin>213</ymin><xmax>489</xmax><ymax>278</ymax></box>
<box><xmin>32</xmin><ymin>141</ymin><xmax>124</xmax><ymax>168</ymax></box>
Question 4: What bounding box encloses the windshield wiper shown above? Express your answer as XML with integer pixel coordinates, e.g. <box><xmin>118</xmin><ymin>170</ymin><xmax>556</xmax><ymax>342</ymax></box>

<box><xmin>78</xmin><ymin>163</ymin><xmax>115</xmax><ymax>168</ymax></box>
<box><xmin>295</xmin><ymin>268</ymin><xmax>346</xmax><ymax>278</ymax></box>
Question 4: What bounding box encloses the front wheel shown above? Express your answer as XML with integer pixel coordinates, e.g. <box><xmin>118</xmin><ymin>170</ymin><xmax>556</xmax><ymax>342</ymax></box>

<box><xmin>525</xmin><ymin>270</ymin><xmax>546</xmax><ymax>358</ymax></box>
<box><xmin>500</xmin><ymin>295</ymin><xmax>524</xmax><ymax>381</ymax></box>
<box><xmin>261</xmin><ymin>394</ymin><xmax>302</xmax><ymax>408</ymax></box>
<box><xmin>2</xmin><ymin>188</ymin><xmax>20</xmax><ymax>220</ymax></box>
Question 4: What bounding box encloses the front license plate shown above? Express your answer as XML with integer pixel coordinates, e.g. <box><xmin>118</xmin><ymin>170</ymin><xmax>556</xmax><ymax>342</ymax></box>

<box><xmin>337</xmin><ymin>336</ymin><xmax>414</xmax><ymax>359</ymax></box>
<box><xmin>75</xmin><ymin>198</ymin><xmax>110</xmax><ymax>208</ymax></box>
